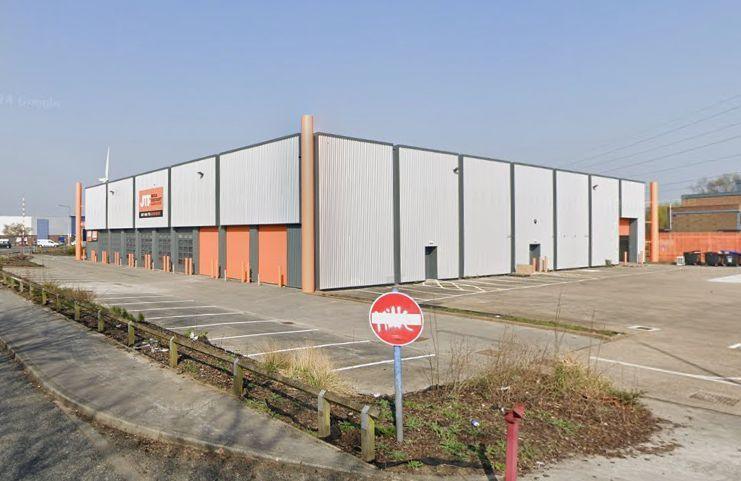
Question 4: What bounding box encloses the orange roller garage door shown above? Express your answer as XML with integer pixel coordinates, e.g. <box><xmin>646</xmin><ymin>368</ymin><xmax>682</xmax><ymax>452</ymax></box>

<box><xmin>258</xmin><ymin>225</ymin><xmax>287</xmax><ymax>285</ymax></box>
<box><xmin>226</xmin><ymin>226</ymin><xmax>250</xmax><ymax>281</ymax></box>
<box><xmin>199</xmin><ymin>227</ymin><xmax>219</xmax><ymax>278</ymax></box>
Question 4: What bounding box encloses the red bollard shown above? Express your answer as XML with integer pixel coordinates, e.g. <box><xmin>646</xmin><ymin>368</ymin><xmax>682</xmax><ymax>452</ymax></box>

<box><xmin>504</xmin><ymin>404</ymin><xmax>525</xmax><ymax>481</ymax></box>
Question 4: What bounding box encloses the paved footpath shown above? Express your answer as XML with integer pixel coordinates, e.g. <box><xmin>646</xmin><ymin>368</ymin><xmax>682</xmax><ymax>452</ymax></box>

<box><xmin>0</xmin><ymin>288</ymin><xmax>374</xmax><ymax>475</ymax></box>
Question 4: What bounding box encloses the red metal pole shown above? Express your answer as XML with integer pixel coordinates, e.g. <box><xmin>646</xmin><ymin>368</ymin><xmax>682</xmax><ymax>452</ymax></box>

<box><xmin>504</xmin><ymin>404</ymin><xmax>525</xmax><ymax>481</ymax></box>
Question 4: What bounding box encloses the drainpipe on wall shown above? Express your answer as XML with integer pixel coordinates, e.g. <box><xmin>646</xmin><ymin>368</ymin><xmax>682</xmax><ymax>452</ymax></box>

<box><xmin>649</xmin><ymin>181</ymin><xmax>659</xmax><ymax>263</ymax></box>
<box><xmin>300</xmin><ymin>115</ymin><xmax>315</xmax><ymax>293</ymax></box>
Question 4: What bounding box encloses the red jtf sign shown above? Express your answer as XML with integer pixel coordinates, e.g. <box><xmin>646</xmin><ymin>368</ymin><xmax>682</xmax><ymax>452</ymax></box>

<box><xmin>369</xmin><ymin>292</ymin><xmax>424</xmax><ymax>347</ymax></box>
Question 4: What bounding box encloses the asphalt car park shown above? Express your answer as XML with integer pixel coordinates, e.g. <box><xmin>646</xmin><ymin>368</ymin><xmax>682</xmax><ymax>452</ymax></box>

<box><xmin>7</xmin><ymin>256</ymin><xmax>594</xmax><ymax>394</ymax></box>
<box><xmin>6</xmin><ymin>257</ymin><xmax>740</xmax><ymax>417</ymax></box>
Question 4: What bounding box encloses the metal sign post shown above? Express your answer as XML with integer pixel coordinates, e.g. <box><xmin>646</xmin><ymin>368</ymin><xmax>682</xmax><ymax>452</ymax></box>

<box><xmin>393</xmin><ymin>344</ymin><xmax>403</xmax><ymax>443</ymax></box>
<box><xmin>368</xmin><ymin>288</ymin><xmax>424</xmax><ymax>445</ymax></box>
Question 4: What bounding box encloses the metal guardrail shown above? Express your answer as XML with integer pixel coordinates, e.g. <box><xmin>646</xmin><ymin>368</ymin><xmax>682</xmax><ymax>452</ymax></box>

<box><xmin>0</xmin><ymin>269</ymin><xmax>378</xmax><ymax>461</ymax></box>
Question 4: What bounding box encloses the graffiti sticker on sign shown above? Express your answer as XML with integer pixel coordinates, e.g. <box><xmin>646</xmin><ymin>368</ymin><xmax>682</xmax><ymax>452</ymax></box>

<box><xmin>138</xmin><ymin>187</ymin><xmax>164</xmax><ymax>218</ymax></box>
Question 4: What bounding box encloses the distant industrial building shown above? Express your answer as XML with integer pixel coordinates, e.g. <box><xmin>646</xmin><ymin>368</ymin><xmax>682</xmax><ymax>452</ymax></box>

<box><xmin>672</xmin><ymin>182</ymin><xmax>741</xmax><ymax>232</ymax></box>
<box><xmin>82</xmin><ymin>116</ymin><xmax>646</xmax><ymax>291</ymax></box>
<box><xmin>0</xmin><ymin>215</ymin><xmax>71</xmax><ymax>242</ymax></box>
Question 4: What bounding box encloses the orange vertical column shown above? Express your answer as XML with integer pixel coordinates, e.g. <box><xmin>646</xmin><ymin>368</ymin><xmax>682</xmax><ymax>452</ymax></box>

<box><xmin>649</xmin><ymin>181</ymin><xmax>659</xmax><ymax>263</ymax></box>
<box><xmin>301</xmin><ymin>115</ymin><xmax>315</xmax><ymax>292</ymax></box>
<box><xmin>75</xmin><ymin>182</ymin><xmax>83</xmax><ymax>260</ymax></box>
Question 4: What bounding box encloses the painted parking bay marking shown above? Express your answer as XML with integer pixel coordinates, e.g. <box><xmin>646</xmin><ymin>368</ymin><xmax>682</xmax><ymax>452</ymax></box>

<box><xmin>247</xmin><ymin>340</ymin><xmax>372</xmax><ymax>357</ymax></box>
<box><xmin>334</xmin><ymin>354</ymin><xmax>435</xmax><ymax>372</ymax></box>
<box><xmin>591</xmin><ymin>357</ymin><xmax>741</xmax><ymax>387</ymax></box>
<box><xmin>211</xmin><ymin>328</ymin><xmax>319</xmax><ymax>341</ymax></box>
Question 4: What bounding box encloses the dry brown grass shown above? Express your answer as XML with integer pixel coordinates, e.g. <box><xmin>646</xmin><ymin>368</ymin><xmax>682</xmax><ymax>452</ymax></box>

<box><xmin>255</xmin><ymin>341</ymin><xmax>351</xmax><ymax>394</ymax></box>
<box><xmin>40</xmin><ymin>280</ymin><xmax>95</xmax><ymax>303</ymax></box>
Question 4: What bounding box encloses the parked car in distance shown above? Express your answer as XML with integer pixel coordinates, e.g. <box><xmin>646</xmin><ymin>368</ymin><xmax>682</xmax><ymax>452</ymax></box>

<box><xmin>36</xmin><ymin>239</ymin><xmax>60</xmax><ymax>247</ymax></box>
<box><xmin>0</xmin><ymin>239</ymin><xmax>11</xmax><ymax>249</ymax></box>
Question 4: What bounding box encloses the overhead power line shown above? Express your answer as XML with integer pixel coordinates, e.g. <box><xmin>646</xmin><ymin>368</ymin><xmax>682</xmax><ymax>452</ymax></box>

<box><xmin>660</xmin><ymin>171</ymin><xmax>740</xmax><ymax>187</ymax></box>
<box><xmin>564</xmin><ymin>101</ymin><xmax>741</xmax><ymax>167</ymax></box>
<box><xmin>577</xmin><ymin>120</ymin><xmax>741</xmax><ymax>170</ymax></box>
<box><xmin>633</xmin><ymin>153</ymin><xmax>741</xmax><ymax>176</ymax></box>
<box><xmin>600</xmin><ymin>133</ymin><xmax>741</xmax><ymax>174</ymax></box>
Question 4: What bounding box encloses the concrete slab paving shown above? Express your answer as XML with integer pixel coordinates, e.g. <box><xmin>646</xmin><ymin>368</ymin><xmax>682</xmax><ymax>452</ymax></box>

<box><xmin>0</xmin><ymin>289</ymin><xmax>374</xmax><ymax>474</ymax></box>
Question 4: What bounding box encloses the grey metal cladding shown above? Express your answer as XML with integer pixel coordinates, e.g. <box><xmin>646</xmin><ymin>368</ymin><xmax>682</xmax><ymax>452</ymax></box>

<box><xmin>513</xmin><ymin>164</ymin><xmax>554</xmax><ymax>266</ymax></box>
<box><xmin>620</xmin><ymin>180</ymin><xmax>646</xmax><ymax>260</ymax></box>
<box><xmin>620</xmin><ymin>180</ymin><xmax>645</xmax><ymax>219</ymax></box>
<box><xmin>462</xmin><ymin>156</ymin><xmax>511</xmax><ymax>276</ymax></box>
<box><xmin>555</xmin><ymin>171</ymin><xmax>589</xmax><ymax>269</ymax></box>
<box><xmin>84</xmin><ymin>184</ymin><xmax>107</xmax><ymax>230</ymax></box>
<box><xmin>317</xmin><ymin>135</ymin><xmax>395</xmax><ymax>289</ymax></box>
<box><xmin>398</xmin><ymin>147</ymin><xmax>459</xmax><ymax>282</ymax></box>
<box><xmin>219</xmin><ymin>136</ymin><xmax>299</xmax><ymax>226</ymax></box>
<box><xmin>171</xmin><ymin>156</ymin><xmax>216</xmax><ymax>227</ymax></box>
<box><xmin>134</xmin><ymin>169</ymin><xmax>169</xmax><ymax>229</ymax></box>
<box><xmin>107</xmin><ymin>178</ymin><xmax>134</xmax><ymax>229</ymax></box>
<box><xmin>590</xmin><ymin>176</ymin><xmax>619</xmax><ymax>266</ymax></box>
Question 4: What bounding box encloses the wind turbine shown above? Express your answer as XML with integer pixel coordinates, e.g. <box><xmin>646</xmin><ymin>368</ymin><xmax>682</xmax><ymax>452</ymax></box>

<box><xmin>98</xmin><ymin>147</ymin><xmax>110</xmax><ymax>183</ymax></box>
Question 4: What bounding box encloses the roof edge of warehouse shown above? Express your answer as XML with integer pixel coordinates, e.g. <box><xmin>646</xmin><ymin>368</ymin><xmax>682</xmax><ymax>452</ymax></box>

<box><xmin>86</xmin><ymin>129</ymin><xmax>646</xmax><ymax>190</ymax></box>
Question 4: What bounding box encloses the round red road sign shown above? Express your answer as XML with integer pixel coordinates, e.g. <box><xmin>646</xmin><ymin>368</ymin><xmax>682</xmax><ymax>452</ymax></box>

<box><xmin>369</xmin><ymin>291</ymin><xmax>424</xmax><ymax>347</ymax></box>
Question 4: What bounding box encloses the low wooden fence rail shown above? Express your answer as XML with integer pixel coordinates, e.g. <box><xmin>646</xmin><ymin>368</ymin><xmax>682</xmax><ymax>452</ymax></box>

<box><xmin>0</xmin><ymin>269</ymin><xmax>377</xmax><ymax>461</ymax></box>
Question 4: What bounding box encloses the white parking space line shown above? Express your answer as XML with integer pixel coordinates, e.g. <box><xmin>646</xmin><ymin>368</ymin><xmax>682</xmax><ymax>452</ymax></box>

<box><xmin>334</xmin><ymin>354</ymin><xmax>436</xmax><ymax>372</ymax></box>
<box><xmin>166</xmin><ymin>320</ymin><xmax>279</xmax><ymax>330</ymax></box>
<box><xmin>97</xmin><ymin>295</ymin><xmax>170</xmax><ymax>301</ymax></box>
<box><xmin>148</xmin><ymin>312</ymin><xmax>245</xmax><ymax>320</ymax></box>
<box><xmin>247</xmin><ymin>340</ymin><xmax>372</xmax><ymax>357</ymax></box>
<box><xmin>211</xmin><ymin>328</ymin><xmax>319</xmax><ymax>341</ymax></box>
<box><xmin>591</xmin><ymin>357</ymin><xmax>741</xmax><ymax>387</ymax></box>
<box><xmin>127</xmin><ymin>305</ymin><xmax>223</xmax><ymax>312</ymax></box>
<box><xmin>107</xmin><ymin>300</ymin><xmax>194</xmax><ymax>306</ymax></box>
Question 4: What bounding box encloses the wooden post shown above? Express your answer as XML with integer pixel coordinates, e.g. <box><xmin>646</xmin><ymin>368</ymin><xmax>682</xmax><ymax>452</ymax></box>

<box><xmin>317</xmin><ymin>390</ymin><xmax>331</xmax><ymax>438</ymax></box>
<box><xmin>169</xmin><ymin>336</ymin><xmax>178</xmax><ymax>368</ymax></box>
<box><xmin>360</xmin><ymin>405</ymin><xmax>375</xmax><ymax>462</ymax></box>
<box><xmin>278</xmin><ymin>265</ymin><xmax>283</xmax><ymax>287</ymax></box>
<box><xmin>127</xmin><ymin>321</ymin><xmax>135</xmax><ymax>347</ymax></box>
<box><xmin>41</xmin><ymin>288</ymin><xmax>47</xmax><ymax>305</ymax></box>
<box><xmin>74</xmin><ymin>301</ymin><xmax>80</xmax><ymax>321</ymax></box>
<box><xmin>55</xmin><ymin>294</ymin><xmax>61</xmax><ymax>310</ymax></box>
<box><xmin>18</xmin><ymin>280</ymin><xmax>23</xmax><ymax>293</ymax></box>
<box><xmin>97</xmin><ymin>309</ymin><xmax>104</xmax><ymax>332</ymax></box>
<box><xmin>232</xmin><ymin>358</ymin><xmax>245</xmax><ymax>397</ymax></box>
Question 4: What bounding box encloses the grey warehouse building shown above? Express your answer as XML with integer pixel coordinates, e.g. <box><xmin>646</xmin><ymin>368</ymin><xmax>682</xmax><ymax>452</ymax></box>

<box><xmin>83</xmin><ymin>118</ymin><xmax>645</xmax><ymax>292</ymax></box>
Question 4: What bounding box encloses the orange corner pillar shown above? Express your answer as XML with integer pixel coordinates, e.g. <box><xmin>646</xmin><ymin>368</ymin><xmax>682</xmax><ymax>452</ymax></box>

<box><xmin>300</xmin><ymin>114</ymin><xmax>315</xmax><ymax>293</ymax></box>
<box><xmin>75</xmin><ymin>182</ymin><xmax>83</xmax><ymax>260</ymax></box>
<box><xmin>649</xmin><ymin>181</ymin><xmax>659</xmax><ymax>263</ymax></box>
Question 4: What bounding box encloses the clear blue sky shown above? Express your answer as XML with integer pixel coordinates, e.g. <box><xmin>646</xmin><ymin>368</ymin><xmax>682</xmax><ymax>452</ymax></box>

<box><xmin>2</xmin><ymin>1</ymin><xmax>740</xmax><ymax>214</ymax></box>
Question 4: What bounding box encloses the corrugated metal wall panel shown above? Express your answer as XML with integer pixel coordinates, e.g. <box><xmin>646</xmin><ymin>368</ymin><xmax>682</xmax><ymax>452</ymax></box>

<box><xmin>219</xmin><ymin>136</ymin><xmax>299</xmax><ymax>225</ymax></box>
<box><xmin>317</xmin><ymin>135</ymin><xmax>395</xmax><ymax>289</ymax></box>
<box><xmin>84</xmin><ymin>184</ymin><xmax>107</xmax><ymax>230</ymax></box>
<box><xmin>135</xmin><ymin>169</ymin><xmax>169</xmax><ymax>229</ymax></box>
<box><xmin>621</xmin><ymin>181</ymin><xmax>645</xmax><ymax>218</ymax></box>
<box><xmin>556</xmin><ymin>171</ymin><xmax>589</xmax><ymax>269</ymax></box>
<box><xmin>171</xmin><ymin>157</ymin><xmax>216</xmax><ymax>227</ymax></box>
<box><xmin>621</xmin><ymin>180</ymin><xmax>646</xmax><ymax>261</ymax></box>
<box><xmin>591</xmin><ymin>176</ymin><xmax>619</xmax><ymax>266</ymax></box>
<box><xmin>513</xmin><ymin>165</ymin><xmax>554</xmax><ymax>266</ymax></box>
<box><xmin>462</xmin><ymin>156</ymin><xmax>511</xmax><ymax>276</ymax></box>
<box><xmin>399</xmin><ymin>147</ymin><xmax>459</xmax><ymax>282</ymax></box>
<box><xmin>107</xmin><ymin>178</ymin><xmax>134</xmax><ymax>229</ymax></box>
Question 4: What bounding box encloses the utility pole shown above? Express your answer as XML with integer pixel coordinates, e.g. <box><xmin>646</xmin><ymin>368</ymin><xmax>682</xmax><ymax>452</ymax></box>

<box><xmin>21</xmin><ymin>197</ymin><xmax>27</xmax><ymax>255</ymax></box>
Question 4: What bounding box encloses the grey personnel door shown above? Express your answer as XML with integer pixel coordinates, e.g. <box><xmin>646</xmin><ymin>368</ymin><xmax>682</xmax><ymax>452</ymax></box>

<box><xmin>425</xmin><ymin>245</ymin><xmax>438</xmax><ymax>280</ymax></box>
